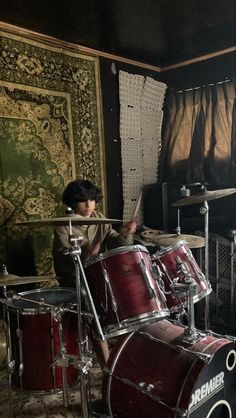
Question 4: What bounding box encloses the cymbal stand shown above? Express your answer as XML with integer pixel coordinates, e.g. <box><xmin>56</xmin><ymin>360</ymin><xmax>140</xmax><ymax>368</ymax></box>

<box><xmin>176</xmin><ymin>208</ymin><xmax>181</xmax><ymax>235</ymax></box>
<box><xmin>51</xmin><ymin>307</ymin><xmax>69</xmax><ymax>407</ymax></box>
<box><xmin>199</xmin><ymin>198</ymin><xmax>210</xmax><ymax>330</ymax></box>
<box><xmin>67</xmin><ymin>227</ymin><xmax>105</xmax><ymax>418</ymax></box>
<box><xmin>1</xmin><ymin>285</ymin><xmax>14</xmax><ymax>418</ymax></box>
<box><xmin>175</xmin><ymin>184</ymin><xmax>190</xmax><ymax>235</ymax></box>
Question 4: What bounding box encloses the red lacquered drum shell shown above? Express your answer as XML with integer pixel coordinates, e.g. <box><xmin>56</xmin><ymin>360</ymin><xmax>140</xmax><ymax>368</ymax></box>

<box><xmin>104</xmin><ymin>320</ymin><xmax>236</xmax><ymax>418</ymax></box>
<box><xmin>9</xmin><ymin>288</ymin><xmax>79</xmax><ymax>391</ymax></box>
<box><xmin>151</xmin><ymin>241</ymin><xmax>211</xmax><ymax>312</ymax></box>
<box><xmin>86</xmin><ymin>245</ymin><xmax>169</xmax><ymax>338</ymax></box>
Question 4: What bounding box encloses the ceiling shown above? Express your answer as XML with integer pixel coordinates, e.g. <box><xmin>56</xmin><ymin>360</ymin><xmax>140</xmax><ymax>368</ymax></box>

<box><xmin>1</xmin><ymin>0</ymin><xmax>235</xmax><ymax>66</ymax></box>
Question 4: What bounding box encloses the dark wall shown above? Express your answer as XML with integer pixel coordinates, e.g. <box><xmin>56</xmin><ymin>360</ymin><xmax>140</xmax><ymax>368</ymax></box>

<box><xmin>160</xmin><ymin>53</ymin><xmax>235</xmax><ymax>90</ymax></box>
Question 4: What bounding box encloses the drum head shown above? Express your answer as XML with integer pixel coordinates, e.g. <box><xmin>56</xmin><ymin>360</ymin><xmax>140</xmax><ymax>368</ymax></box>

<box><xmin>158</xmin><ymin>240</ymin><xmax>186</xmax><ymax>256</ymax></box>
<box><xmin>86</xmin><ymin>244</ymin><xmax>149</xmax><ymax>267</ymax></box>
<box><xmin>12</xmin><ymin>287</ymin><xmax>76</xmax><ymax>312</ymax></box>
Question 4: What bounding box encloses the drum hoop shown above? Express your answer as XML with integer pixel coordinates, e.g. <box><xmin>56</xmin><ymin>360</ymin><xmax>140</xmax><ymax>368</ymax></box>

<box><xmin>158</xmin><ymin>240</ymin><xmax>187</xmax><ymax>257</ymax></box>
<box><xmin>17</xmin><ymin>287</ymin><xmax>75</xmax><ymax>297</ymax></box>
<box><xmin>12</xmin><ymin>287</ymin><xmax>76</xmax><ymax>313</ymax></box>
<box><xmin>86</xmin><ymin>244</ymin><xmax>149</xmax><ymax>267</ymax></box>
<box><xmin>106</xmin><ymin>331</ymin><xmax>134</xmax><ymax>415</ymax></box>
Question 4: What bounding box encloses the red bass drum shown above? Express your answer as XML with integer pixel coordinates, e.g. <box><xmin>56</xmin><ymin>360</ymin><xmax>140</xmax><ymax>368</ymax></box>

<box><xmin>104</xmin><ymin>320</ymin><xmax>236</xmax><ymax>418</ymax></box>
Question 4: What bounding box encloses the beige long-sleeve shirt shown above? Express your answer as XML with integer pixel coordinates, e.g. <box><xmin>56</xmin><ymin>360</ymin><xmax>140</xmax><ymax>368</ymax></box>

<box><xmin>53</xmin><ymin>211</ymin><xmax>133</xmax><ymax>287</ymax></box>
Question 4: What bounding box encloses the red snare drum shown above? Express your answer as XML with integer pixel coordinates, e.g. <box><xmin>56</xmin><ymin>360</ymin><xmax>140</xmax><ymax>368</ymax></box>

<box><xmin>151</xmin><ymin>240</ymin><xmax>211</xmax><ymax>312</ymax></box>
<box><xmin>104</xmin><ymin>320</ymin><xmax>236</xmax><ymax>418</ymax></box>
<box><xmin>85</xmin><ymin>245</ymin><xmax>169</xmax><ymax>338</ymax></box>
<box><xmin>9</xmin><ymin>288</ymin><xmax>79</xmax><ymax>391</ymax></box>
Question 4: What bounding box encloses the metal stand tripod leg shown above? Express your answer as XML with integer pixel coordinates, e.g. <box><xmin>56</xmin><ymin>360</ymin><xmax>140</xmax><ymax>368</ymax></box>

<box><xmin>3</xmin><ymin>302</ymin><xmax>14</xmax><ymax>418</ymax></box>
<box><xmin>57</xmin><ymin>317</ymin><xmax>69</xmax><ymax>407</ymax></box>
<box><xmin>68</xmin><ymin>233</ymin><xmax>105</xmax><ymax>418</ymax></box>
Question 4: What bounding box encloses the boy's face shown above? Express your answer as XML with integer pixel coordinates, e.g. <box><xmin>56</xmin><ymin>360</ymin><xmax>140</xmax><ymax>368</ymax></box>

<box><xmin>75</xmin><ymin>200</ymin><xmax>96</xmax><ymax>217</ymax></box>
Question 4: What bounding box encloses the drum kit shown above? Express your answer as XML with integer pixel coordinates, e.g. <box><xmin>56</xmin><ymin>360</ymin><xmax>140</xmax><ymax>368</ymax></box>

<box><xmin>0</xmin><ymin>186</ymin><xmax>235</xmax><ymax>418</ymax></box>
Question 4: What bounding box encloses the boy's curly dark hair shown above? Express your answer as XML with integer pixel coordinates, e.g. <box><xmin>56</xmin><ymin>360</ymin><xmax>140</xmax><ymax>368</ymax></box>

<box><xmin>62</xmin><ymin>179</ymin><xmax>102</xmax><ymax>208</ymax></box>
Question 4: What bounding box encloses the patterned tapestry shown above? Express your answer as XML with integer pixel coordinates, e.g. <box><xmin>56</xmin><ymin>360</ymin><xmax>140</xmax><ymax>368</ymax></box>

<box><xmin>0</xmin><ymin>28</ymin><xmax>105</xmax><ymax>278</ymax></box>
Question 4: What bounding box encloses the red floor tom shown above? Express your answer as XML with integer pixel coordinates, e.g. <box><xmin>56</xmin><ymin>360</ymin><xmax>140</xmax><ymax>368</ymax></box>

<box><xmin>9</xmin><ymin>288</ymin><xmax>78</xmax><ymax>391</ymax></box>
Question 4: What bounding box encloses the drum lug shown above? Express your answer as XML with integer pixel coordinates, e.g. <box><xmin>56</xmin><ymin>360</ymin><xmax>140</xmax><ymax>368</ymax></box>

<box><xmin>195</xmin><ymin>351</ymin><xmax>212</xmax><ymax>364</ymax></box>
<box><xmin>175</xmin><ymin>257</ymin><xmax>192</xmax><ymax>281</ymax></box>
<box><xmin>139</xmin><ymin>259</ymin><xmax>156</xmax><ymax>299</ymax></box>
<box><xmin>102</xmin><ymin>264</ymin><xmax>121</xmax><ymax>325</ymax></box>
<box><xmin>16</xmin><ymin>328</ymin><xmax>24</xmax><ymax>377</ymax></box>
<box><xmin>152</xmin><ymin>263</ymin><xmax>168</xmax><ymax>301</ymax></box>
<box><xmin>7</xmin><ymin>359</ymin><xmax>15</xmax><ymax>374</ymax></box>
<box><xmin>176</xmin><ymin>343</ymin><xmax>212</xmax><ymax>364</ymax></box>
<box><xmin>18</xmin><ymin>362</ymin><xmax>24</xmax><ymax>377</ymax></box>
<box><xmin>186</xmin><ymin>249</ymin><xmax>194</xmax><ymax>261</ymax></box>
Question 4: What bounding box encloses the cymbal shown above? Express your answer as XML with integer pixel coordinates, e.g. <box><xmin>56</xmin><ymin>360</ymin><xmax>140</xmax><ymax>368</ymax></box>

<box><xmin>141</xmin><ymin>229</ymin><xmax>167</xmax><ymax>239</ymax></box>
<box><xmin>0</xmin><ymin>274</ymin><xmax>58</xmax><ymax>287</ymax></box>
<box><xmin>16</xmin><ymin>216</ymin><xmax>123</xmax><ymax>227</ymax></box>
<box><xmin>172</xmin><ymin>188</ymin><xmax>236</xmax><ymax>207</ymax></box>
<box><xmin>142</xmin><ymin>231</ymin><xmax>205</xmax><ymax>248</ymax></box>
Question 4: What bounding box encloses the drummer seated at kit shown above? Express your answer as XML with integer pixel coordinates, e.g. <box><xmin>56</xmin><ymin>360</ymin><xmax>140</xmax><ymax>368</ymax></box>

<box><xmin>52</xmin><ymin>179</ymin><xmax>137</xmax><ymax>368</ymax></box>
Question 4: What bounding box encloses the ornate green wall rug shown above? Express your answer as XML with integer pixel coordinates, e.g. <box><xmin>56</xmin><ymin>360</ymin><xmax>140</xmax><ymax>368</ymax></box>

<box><xmin>0</xmin><ymin>28</ymin><xmax>105</xmax><ymax>277</ymax></box>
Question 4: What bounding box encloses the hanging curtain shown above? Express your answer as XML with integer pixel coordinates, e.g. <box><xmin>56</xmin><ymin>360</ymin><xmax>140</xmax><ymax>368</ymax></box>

<box><xmin>161</xmin><ymin>80</ymin><xmax>236</xmax><ymax>187</ymax></box>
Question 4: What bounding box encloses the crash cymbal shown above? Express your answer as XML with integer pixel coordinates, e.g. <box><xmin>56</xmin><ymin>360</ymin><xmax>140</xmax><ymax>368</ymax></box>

<box><xmin>142</xmin><ymin>231</ymin><xmax>205</xmax><ymax>248</ymax></box>
<box><xmin>172</xmin><ymin>188</ymin><xmax>236</xmax><ymax>207</ymax></box>
<box><xmin>0</xmin><ymin>274</ymin><xmax>58</xmax><ymax>287</ymax></box>
<box><xmin>16</xmin><ymin>216</ymin><xmax>123</xmax><ymax>227</ymax></box>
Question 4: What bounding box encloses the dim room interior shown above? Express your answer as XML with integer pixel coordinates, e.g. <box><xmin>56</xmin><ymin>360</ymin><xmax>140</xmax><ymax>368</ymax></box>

<box><xmin>0</xmin><ymin>1</ymin><xmax>235</xmax><ymax>417</ymax></box>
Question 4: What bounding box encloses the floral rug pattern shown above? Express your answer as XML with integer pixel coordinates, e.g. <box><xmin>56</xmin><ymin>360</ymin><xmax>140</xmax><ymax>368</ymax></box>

<box><xmin>0</xmin><ymin>27</ymin><xmax>105</xmax><ymax>278</ymax></box>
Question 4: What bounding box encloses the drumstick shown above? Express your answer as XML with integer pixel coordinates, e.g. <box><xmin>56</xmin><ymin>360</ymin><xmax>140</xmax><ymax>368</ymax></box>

<box><xmin>132</xmin><ymin>191</ymin><xmax>143</xmax><ymax>220</ymax></box>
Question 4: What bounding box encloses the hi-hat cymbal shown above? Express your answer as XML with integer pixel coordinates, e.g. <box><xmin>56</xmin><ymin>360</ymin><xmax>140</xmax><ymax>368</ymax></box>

<box><xmin>142</xmin><ymin>230</ymin><xmax>205</xmax><ymax>248</ymax></box>
<box><xmin>172</xmin><ymin>188</ymin><xmax>236</xmax><ymax>207</ymax></box>
<box><xmin>0</xmin><ymin>274</ymin><xmax>58</xmax><ymax>287</ymax></box>
<box><xmin>16</xmin><ymin>216</ymin><xmax>123</xmax><ymax>227</ymax></box>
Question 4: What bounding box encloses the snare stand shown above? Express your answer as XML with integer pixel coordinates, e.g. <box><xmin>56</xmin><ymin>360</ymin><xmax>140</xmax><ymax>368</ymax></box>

<box><xmin>67</xmin><ymin>226</ymin><xmax>105</xmax><ymax>418</ymax></box>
